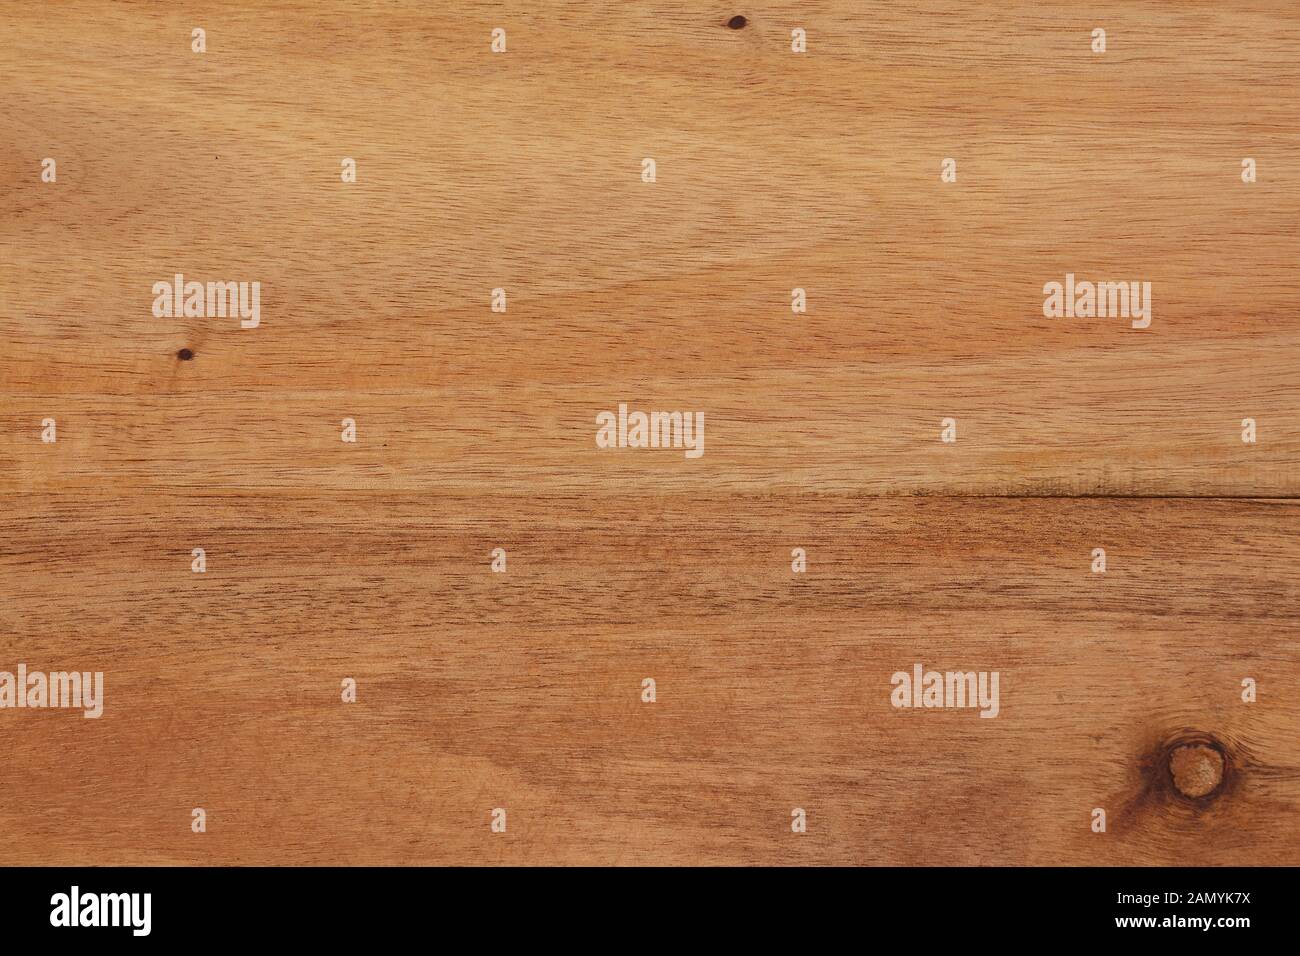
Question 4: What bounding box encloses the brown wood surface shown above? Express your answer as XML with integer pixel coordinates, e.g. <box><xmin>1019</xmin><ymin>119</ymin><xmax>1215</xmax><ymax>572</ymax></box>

<box><xmin>1</xmin><ymin>1</ymin><xmax>1297</xmax><ymax>865</ymax></box>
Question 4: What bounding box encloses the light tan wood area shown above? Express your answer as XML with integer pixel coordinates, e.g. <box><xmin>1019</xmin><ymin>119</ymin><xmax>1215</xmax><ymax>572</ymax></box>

<box><xmin>1</xmin><ymin>1</ymin><xmax>1297</xmax><ymax>864</ymax></box>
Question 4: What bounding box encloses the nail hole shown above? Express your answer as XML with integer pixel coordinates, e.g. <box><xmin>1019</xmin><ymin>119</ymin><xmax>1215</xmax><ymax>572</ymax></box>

<box><xmin>727</xmin><ymin>15</ymin><xmax>747</xmax><ymax>29</ymax></box>
<box><xmin>177</xmin><ymin>348</ymin><xmax>194</xmax><ymax>361</ymax></box>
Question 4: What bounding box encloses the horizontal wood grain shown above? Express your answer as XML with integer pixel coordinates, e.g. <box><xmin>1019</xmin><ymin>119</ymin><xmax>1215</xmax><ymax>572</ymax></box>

<box><xmin>1</xmin><ymin>0</ymin><xmax>1298</xmax><ymax>867</ymax></box>
<box><xmin>2</xmin><ymin>387</ymin><xmax>1294</xmax><ymax>497</ymax></box>
<box><xmin>3</xmin><ymin>1</ymin><xmax>1298</xmax><ymax>496</ymax></box>
<box><xmin>1</xmin><ymin>492</ymin><xmax>1296</xmax><ymax>865</ymax></box>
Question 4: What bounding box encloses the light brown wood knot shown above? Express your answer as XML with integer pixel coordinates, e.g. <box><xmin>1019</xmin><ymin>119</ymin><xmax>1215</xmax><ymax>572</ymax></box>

<box><xmin>1168</xmin><ymin>743</ymin><xmax>1225</xmax><ymax>799</ymax></box>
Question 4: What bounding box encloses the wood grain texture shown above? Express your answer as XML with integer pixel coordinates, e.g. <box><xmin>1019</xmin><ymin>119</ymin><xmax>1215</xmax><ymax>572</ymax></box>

<box><xmin>1</xmin><ymin>1</ymin><xmax>1298</xmax><ymax>865</ymax></box>
<box><xmin>1</xmin><ymin>493</ymin><xmax>1298</xmax><ymax>865</ymax></box>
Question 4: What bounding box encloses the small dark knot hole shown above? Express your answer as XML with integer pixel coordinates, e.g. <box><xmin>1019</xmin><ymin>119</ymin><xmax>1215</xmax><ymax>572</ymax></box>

<box><xmin>727</xmin><ymin>15</ymin><xmax>747</xmax><ymax>29</ymax></box>
<box><xmin>177</xmin><ymin>348</ymin><xmax>194</xmax><ymax>361</ymax></box>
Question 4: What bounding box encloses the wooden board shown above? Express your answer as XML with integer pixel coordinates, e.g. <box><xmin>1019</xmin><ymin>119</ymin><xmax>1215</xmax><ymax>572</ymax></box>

<box><xmin>1</xmin><ymin>493</ymin><xmax>1297</xmax><ymax>865</ymax></box>
<box><xmin>1</xmin><ymin>0</ymin><xmax>1297</xmax><ymax>865</ymax></box>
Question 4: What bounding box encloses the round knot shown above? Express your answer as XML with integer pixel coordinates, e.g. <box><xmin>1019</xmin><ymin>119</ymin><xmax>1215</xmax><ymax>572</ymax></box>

<box><xmin>1168</xmin><ymin>743</ymin><xmax>1224</xmax><ymax>799</ymax></box>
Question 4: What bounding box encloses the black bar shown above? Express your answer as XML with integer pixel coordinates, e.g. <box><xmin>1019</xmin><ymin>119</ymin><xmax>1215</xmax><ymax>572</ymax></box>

<box><xmin>0</xmin><ymin>866</ymin><xmax>1283</xmax><ymax>942</ymax></box>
